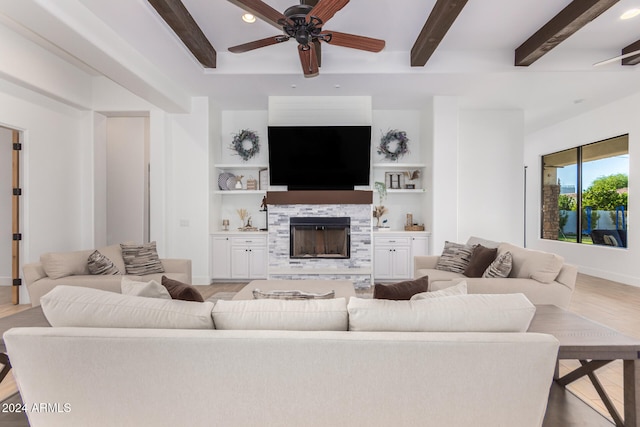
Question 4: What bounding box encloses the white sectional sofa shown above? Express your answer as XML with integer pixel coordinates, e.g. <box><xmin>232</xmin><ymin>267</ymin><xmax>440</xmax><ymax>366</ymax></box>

<box><xmin>23</xmin><ymin>244</ymin><xmax>192</xmax><ymax>306</ymax></box>
<box><xmin>4</xmin><ymin>286</ymin><xmax>559</xmax><ymax>427</ymax></box>
<box><xmin>414</xmin><ymin>238</ymin><xmax>578</xmax><ymax>308</ymax></box>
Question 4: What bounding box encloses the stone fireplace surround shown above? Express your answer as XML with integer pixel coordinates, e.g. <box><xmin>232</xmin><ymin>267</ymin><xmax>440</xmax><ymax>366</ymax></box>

<box><xmin>266</xmin><ymin>191</ymin><xmax>373</xmax><ymax>288</ymax></box>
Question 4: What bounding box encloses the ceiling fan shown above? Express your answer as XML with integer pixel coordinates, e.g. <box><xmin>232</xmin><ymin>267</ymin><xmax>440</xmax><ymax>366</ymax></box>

<box><xmin>227</xmin><ymin>0</ymin><xmax>385</xmax><ymax>77</ymax></box>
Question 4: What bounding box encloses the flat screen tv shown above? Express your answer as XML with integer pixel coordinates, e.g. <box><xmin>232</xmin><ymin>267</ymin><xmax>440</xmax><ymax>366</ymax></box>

<box><xmin>268</xmin><ymin>126</ymin><xmax>371</xmax><ymax>190</ymax></box>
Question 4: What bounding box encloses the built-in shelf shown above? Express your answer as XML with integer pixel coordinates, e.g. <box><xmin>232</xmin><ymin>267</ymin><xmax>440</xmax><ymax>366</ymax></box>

<box><xmin>212</xmin><ymin>190</ymin><xmax>266</xmax><ymax>195</ymax></box>
<box><xmin>387</xmin><ymin>188</ymin><xmax>426</xmax><ymax>193</ymax></box>
<box><xmin>372</xmin><ymin>163</ymin><xmax>426</xmax><ymax>169</ymax></box>
<box><xmin>214</xmin><ymin>164</ymin><xmax>268</xmax><ymax>170</ymax></box>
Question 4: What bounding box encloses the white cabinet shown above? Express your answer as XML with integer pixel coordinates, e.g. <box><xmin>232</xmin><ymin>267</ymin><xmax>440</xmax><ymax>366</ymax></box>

<box><xmin>373</xmin><ymin>232</ymin><xmax>429</xmax><ymax>282</ymax></box>
<box><xmin>210</xmin><ymin>233</ymin><xmax>267</xmax><ymax>280</ymax></box>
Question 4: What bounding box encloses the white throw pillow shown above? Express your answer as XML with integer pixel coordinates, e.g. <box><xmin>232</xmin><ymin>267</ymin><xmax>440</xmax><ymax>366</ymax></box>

<box><xmin>121</xmin><ymin>276</ymin><xmax>171</xmax><ymax>299</ymax></box>
<box><xmin>41</xmin><ymin>286</ymin><xmax>214</xmax><ymax>329</ymax></box>
<box><xmin>348</xmin><ymin>293</ymin><xmax>536</xmax><ymax>332</ymax></box>
<box><xmin>212</xmin><ymin>298</ymin><xmax>348</xmax><ymax>331</ymax></box>
<box><xmin>499</xmin><ymin>243</ymin><xmax>564</xmax><ymax>283</ymax></box>
<box><xmin>40</xmin><ymin>250</ymin><xmax>93</xmax><ymax>279</ymax></box>
<box><xmin>410</xmin><ymin>280</ymin><xmax>467</xmax><ymax>300</ymax></box>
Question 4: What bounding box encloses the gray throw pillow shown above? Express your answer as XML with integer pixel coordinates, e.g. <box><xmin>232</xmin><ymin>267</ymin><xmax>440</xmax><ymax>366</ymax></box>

<box><xmin>87</xmin><ymin>250</ymin><xmax>120</xmax><ymax>275</ymax></box>
<box><xmin>120</xmin><ymin>241</ymin><xmax>165</xmax><ymax>275</ymax></box>
<box><xmin>435</xmin><ymin>241</ymin><xmax>475</xmax><ymax>273</ymax></box>
<box><xmin>483</xmin><ymin>251</ymin><xmax>513</xmax><ymax>278</ymax></box>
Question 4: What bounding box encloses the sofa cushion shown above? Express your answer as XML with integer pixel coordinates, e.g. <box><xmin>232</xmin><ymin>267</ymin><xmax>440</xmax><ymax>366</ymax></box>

<box><xmin>499</xmin><ymin>243</ymin><xmax>564</xmax><ymax>284</ymax></box>
<box><xmin>464</xmin><ymin>245</ymin><xmax>498</xmax><ymax>278</ymax></box>
<box><xmin>252</xmin><ymin>289</ymin><xmax>335</xmax><ymax>300</ymax></box>
<box><xmin>87</xmin><ymin>250</ymin><xmax>120</xmax><ymax>275</ymax></box>
<box><xmin>435</xmin><ymin>241</ymin><xmax>475</xmax><ymax>273</ymax></box>
<box><xmin>120</xmin><ymin>242</ymin><xmax>165</xmax><ymax>275</ymax></box>
<box><xmin>40</xmin><ymin>250</ymin><xmax>93</xmax><ymax>279</ymax></box>
<box><xmin>483</xmin><ymin>251</ymin><xmax>513</xmax><ymax>278</ymax></box>
<box><xmin>161</xmin><ymin>276</ymin><xmax>204</xmax><ymax>302</ymax></box>
<box><xmin>347</xmin><ymin>293</ymin><xmax>535</xmax><ymax>332</ymax></box>
<box><xmin>410</xmin><ymin>280</ymin><xmax>467</xmax><ymax>300</ymax></box>
<box><xmin>40</xmin><ymin>286</ymin><xmax>214</xmax><ymax>329</ymax></box>
<box><xmin>121</xmin><ymin>276</ymin><xmax>171</xmax><ymax>299</ymax></box>
<box><xmin>373</xmin><ymin>276</ymin><xmax>429</xmax><ymax>300</ymax></box>
<box><xmin>466</xmin><ymin>236</ymin><xmax>501</xmax><ymax>249</ymax></box>
<box><xmin>212</xmin><ymin>298</ymin><xmax>348</xmax><ymax>331</ymax></box>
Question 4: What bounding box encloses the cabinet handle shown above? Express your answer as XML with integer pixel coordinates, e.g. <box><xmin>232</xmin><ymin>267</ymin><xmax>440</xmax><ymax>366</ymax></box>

<box><xmin>388</xmin><ymin>240</ymin><xmax>396</xmax><ymax>243</ymax></box>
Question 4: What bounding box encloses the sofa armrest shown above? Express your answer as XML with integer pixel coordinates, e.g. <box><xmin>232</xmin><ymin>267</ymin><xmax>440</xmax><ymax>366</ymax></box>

<box><xmin>160</xmin><ymin>259</ymin><xmax>192</xmax><ymax>284</ymax></box>
<box><xmin>556</xmin><ymin>263</ymin><xmax>578</xmax><ymax>291</ymax></box>
<box><xmin>414</xmin><ymin>256</ymin><xmax>440</xmax><ymax>278</ymax></box>
<box><xmin>23</xmin><ymin>263</ymin><xmax>47</xmax><ymax>287</ymax></box>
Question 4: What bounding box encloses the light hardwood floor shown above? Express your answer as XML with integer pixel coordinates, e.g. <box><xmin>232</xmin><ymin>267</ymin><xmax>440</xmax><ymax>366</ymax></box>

<box><xmin>1</xmin><ymin>275</ymin><xmax>639</xmax><ymax>423</ymax></box>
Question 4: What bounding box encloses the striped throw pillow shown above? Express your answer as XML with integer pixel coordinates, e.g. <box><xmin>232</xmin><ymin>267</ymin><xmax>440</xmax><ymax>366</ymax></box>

<box><xmin>87</xmin><ymin>250</ymin><xmax>120</xmax><ymax>275</ymax></box>
<box><xmin>435</xmin><ymin>241</ymin><xmax>475</xmax><ymax>273</ymax></box>
<box><xmin>120</xmin><ymin>242</ymin><xmax>165</xmax><ymax>275</ymax></box>
<box><xmin>483</xmin><ymin>251</ymin><xmax>513</xmax><ymax>278</ymax></box>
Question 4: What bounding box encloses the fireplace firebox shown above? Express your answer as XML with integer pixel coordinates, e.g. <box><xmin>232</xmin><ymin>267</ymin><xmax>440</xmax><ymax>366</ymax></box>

<box><xmin>290</xmin><ymin>217</ymin><xmax>350</xmax><ymax>259</ymax></box>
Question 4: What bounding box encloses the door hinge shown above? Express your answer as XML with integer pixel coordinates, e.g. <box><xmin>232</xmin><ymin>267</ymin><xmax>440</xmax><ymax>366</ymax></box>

<box><xmin>12</xmin><ymin>188</ymin><xmax>22</xmax><ymax>196</ymax></box>
<box><xmin>12</xmin><ymin>278</ymin><xmax>22</xmax><ymax>286</ymax></box>
<box><xmin>12</xmin><ymin>233</ymin><xmax>22</xmax><ymax>241</ymax></box>
<box><xmin>12</xmin><ymin>143</ymin><xmax>22</xmax><ymax>151</ymax></box>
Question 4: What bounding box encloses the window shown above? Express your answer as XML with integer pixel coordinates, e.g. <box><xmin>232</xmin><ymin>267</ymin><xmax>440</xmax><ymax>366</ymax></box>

<box><xmin>541</xmin><ymin>135</ymin><xmax>629</xmax><ymax>248</ymax></box>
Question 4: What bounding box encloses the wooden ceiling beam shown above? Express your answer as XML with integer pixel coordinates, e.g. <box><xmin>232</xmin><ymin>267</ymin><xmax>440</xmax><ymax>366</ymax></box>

<box><xmin>515</xmin><ymin>0</ymin><xmax>619</xmax><ymax>67</ymax></box>
<box><xmin>147</xmin><ymin>0</ymin><xmax>217</xmax><ymax>68</ymax></box>
<box><xmin>411</xmin><ymin>0</ymin><xmax>469</xmax><ymax>67</ymax></box>
<box><xmin>622</xmin><ymin>39</ymin><xmax>640</xmax><ymax>66</ymax></box>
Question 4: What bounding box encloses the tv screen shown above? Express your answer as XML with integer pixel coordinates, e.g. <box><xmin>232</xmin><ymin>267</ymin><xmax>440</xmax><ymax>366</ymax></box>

<box><xmin>268</xmin><ymin>126</ymin><xmax>371</xmax><ymax>190</ymax></box>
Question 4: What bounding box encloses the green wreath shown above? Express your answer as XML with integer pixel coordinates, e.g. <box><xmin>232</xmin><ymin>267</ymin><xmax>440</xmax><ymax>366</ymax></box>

<box><xmin>231</xmin><ymin>129</ymin><xmax>260</xmax><ymax>161</ymax></box>
<box><xmin>377</xmin><ymin>129</ymin><xmax>409</xmax><ymax>161</ymax></box>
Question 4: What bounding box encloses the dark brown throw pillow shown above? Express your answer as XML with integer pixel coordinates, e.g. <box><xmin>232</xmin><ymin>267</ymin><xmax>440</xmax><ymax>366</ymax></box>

<box><xmin>464</xmin><ymin>245</ymin><xmax>498</xmax><ymax>278</ymax></box>
<box><xmin>161</xmin><ymin>276</ymin><xmax>204</xmax><ymax>302</ymax></box>
<box><xmin>373</xmin><ymin>276</ymin><xmax>429</xmax><ymax>300</ymax></box>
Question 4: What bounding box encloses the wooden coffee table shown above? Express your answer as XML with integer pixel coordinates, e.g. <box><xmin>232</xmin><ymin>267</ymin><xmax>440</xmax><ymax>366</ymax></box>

<box><xmin>529</xmin><ymin>305</ymin><xmax>640</xmax><ymax>427</ymax></box>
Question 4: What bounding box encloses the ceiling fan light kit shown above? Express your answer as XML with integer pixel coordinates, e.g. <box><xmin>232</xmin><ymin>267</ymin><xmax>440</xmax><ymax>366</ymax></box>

<box><xmin>227</xmin><ymin>0</ymin><xmax>385</xmax><ymax>77</ymax></box>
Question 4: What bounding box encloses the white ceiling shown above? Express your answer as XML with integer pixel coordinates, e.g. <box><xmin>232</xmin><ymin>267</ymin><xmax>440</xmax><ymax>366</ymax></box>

<box><xmin>2</xmin><ymin>0</ymin><xmax>640</xmax><ymax>132</ymax></box>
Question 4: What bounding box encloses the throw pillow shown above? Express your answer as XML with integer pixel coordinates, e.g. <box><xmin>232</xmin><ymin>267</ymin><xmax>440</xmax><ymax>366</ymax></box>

<box><xmin>87</xmin><ymin>250</ymin><xmax>120</xmax><ymax>275</ymax></box>
<box><xmin>40</xmin><ymin>250</ymin><xmax>93</xmax><ymax>279</ymax></box>
<box><xmin>252</xmin><ymin>289</ymin><xmax>335</xmax><ymax>300</ymax></box>
<box><xmin>483</xmin><ymin>251</ymin><xmax>513</xmax><ymax>278</ymax></box>
<box><xmin>161</xmin><ymin>276</ymin><xmax>204</xmax><ymax>302</ymax></box>
<box><xmin>434</xmin><ymin>241</ymin><xmax>475</xmax><ymax>273</ymax></box>
<box><xmin>410</xmin><ymin>280</ymin><xmax>467</xmax><ymax>300</ymax></box>
<box><xmin>373</xmin><ymin>276</ymin><xmax>429</xmax><ymax>300</ymax></box>
<box><xmin>464</xmin><ymin>245</ymin><xmax>498</xmax><ymax>278</ymax></box>
<box><xmin>121</xmin><ymin>276</ymin><xmax>171</xmax><ymax>299</ymax></box>
<box><xmin>120</xmin><ymin>241</ymin><xmax>165</xmax><ymax>275</ymax></box>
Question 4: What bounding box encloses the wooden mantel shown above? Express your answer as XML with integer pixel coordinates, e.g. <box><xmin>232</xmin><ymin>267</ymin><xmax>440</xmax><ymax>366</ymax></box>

<box><xmin>266</xmin><ymin>191</ymin><xmax>373</xmax><ymax>205</ymax></box>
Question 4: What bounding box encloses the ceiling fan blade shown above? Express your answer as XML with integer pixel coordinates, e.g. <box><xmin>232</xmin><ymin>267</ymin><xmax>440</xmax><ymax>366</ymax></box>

<box><xmin>227</xmin><ymin>0</ymin><xmax>293</xmax><ymax>29</ymax></box>
<box><xmin>229</xmin><ymin>36</ymin><xmax>288</xmax><ymax>53</ymax></box>
<box><xmin>298</xmin><ymin>44</ymin><xmax>319</xmax><ymax>78</ymax></box>
<box><xmin>593</xmin><ymin>49</ymin><xmax>640</xmax><ymax>67</ymax></box>
<box><xmin>313</xmin><ymin>39</ymin><xmax>322</xmax><ymax>67</ymax></box>
<box><xmin>306</xmin><ymin>0</ymin><xmax>349</xmax><ymax>26</ymax></box>
<box><xmin>324</xmin><ymin>31</ymin><xmax>385</xmax><ymax>52</ymax></box>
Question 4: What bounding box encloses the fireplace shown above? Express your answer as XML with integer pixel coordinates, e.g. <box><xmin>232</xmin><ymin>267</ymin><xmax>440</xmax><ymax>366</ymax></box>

<box><xmin>290</xmin><ymin>217</ymin><xmax>350</xmax><ymax>259</ymax></box>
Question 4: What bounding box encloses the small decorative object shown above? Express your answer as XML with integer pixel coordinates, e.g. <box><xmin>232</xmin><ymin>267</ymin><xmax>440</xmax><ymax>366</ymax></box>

<box><xmin>385</xmin><ymin>172</ymin><xmax>404</xmax><ymax>189</ymax></box>
<box><xmin>222</xmin><ymin>219</ymin><xmax>229</xmax><ymax>231</ymax></box>
<box><xmin>406</xmin><ymin>213</ymin><xmax>413</xmax><ymax>228</ymax></box>
<box><xmin>373</xmin><ymin>181</ymin><xmax>389</xmax><ymax>228</ymax></box>
<box><xmin>236</xmin><ymin>208</ymin><xmax>258</xmax><ymax>231</ymax></box>
<box><xmin>373</xmin><ymin>205</ymin><xmax>388</xmax><ymax>228</ymax></box>
<box><xmin>230</xmin><ymin>129</ymin><xmax>260</xmax><ymax>161</ymax></box>
<box><xmin>218</xmin><ymin>172</ymin><xmax>235</xmax><ymax>190</ymax></box>
<box><xmin>377</xmin><ymin>129</ymin><xmax>409</xmax><ymax>161</ymax></box>
<box><xmin>404</xmin><ymin>170</ymin><xmax>420</xmax><ymax>189</ymax></box>
<box><xmin>259</xmin><ymin>168</ymin><xmax>268</xmax><ymax>190</ymax></box>
<box><xmin>234</xmin><ymin>175</ymin><xmax>244</xmax><ymax>190</ymax></box>
<box><xmin>246</xmin><ymin>176</ymin><xmax>257</xmax><ymax>190</ymax></box>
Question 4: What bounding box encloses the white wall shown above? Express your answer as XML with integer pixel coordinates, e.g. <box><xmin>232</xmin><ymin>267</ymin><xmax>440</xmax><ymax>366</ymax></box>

<box><xmin>458</xmin><ymin>110</ymin><xmax>524</xmax><ymax>245</ymax></box>
<box><xmin>0</xmin><ymin>127</ymin><xmax>11</xmax><ymax>286</ymax></box>
<box><xmin>525</xmin><ymin>92</ymin><xmax>640</xmax><ymax>287</ymax></box>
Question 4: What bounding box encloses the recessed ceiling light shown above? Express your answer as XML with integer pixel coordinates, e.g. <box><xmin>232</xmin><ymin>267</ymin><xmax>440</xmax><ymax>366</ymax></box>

<box><xmin>334</xmin><ymin>84</ymin><xmax>341</xmax><ymax>89</ymax></box>
<box><xmin>620</xmin><ymin>8</ymin><xmax>640</xmax><ymax>20</ymax></box>
<box><xmin>242</xmin><ymin>13</ymin><xmax>256</xmax><ymax>23</ymax></box>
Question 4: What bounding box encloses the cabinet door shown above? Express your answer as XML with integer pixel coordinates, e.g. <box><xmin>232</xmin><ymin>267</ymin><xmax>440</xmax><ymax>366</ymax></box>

<box><xmin>392</xmin><ymin>246</ymin><xmax>412</xmax><ymax>279</ymax></box>
<box><xmin>230</xmin><ymin>246</ymin><xmax>250</xmax><ymax>279</ymax></box>
<box><xmin>248</xmin><ymin>246</ymin><xmax>267</xmax><ymax>278</ymax></box>
<box><xmin>210</xmin><ymin>236</ymin><xmax>230</xmax><ymax>279</ymax></box>
<box><xmin>373</xmin><ymin>247</ymin><xmax>394</xmax><ymax>279</ymax></box>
